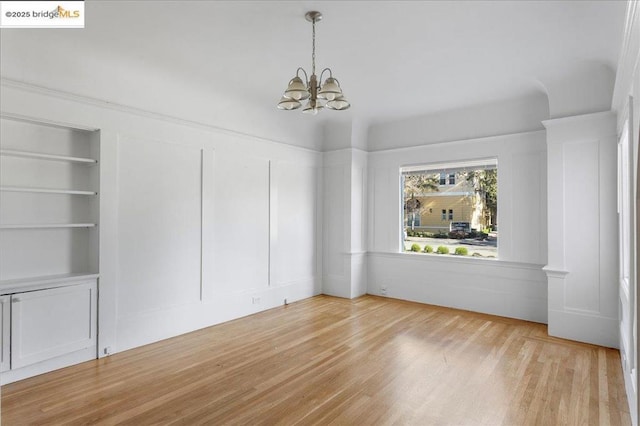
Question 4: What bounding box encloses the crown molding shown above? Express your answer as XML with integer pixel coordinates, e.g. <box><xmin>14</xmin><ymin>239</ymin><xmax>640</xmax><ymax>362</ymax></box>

<box><xmin>542</xmin><ymin>110</ymin><xmax>617</xmax><ymax>143</ymax></box>
<box><xmin>367</xmin><ymin>129</ymin><xmax>546</xmax><ymax>156</ymax></box>
<box><xmin>0</xmin><ymin>76</ymin><xmax>320</xmax><ymax>155</ymax></box>
<box><xmin>541</xmin><ymin>110</ymin><xmax>615</xmax><ymax>128</ymax></box>
<box><xmin>612</xmin><ymin>0</ymin><xmax>640</xmax><ymax>119</ymax></box>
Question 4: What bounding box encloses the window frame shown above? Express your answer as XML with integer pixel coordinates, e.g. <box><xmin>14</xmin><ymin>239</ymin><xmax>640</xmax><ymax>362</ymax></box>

<box><xmin>400</xmin><ymin>158</ymin><xmax>498</xmax><ymax>259</ymax></box>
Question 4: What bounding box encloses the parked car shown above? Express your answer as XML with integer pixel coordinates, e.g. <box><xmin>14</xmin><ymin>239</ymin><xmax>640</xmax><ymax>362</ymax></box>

<box><xmin>449</xmin><ymin>221</ymin><xmax>470</xmax><ymax>239</ymax></box>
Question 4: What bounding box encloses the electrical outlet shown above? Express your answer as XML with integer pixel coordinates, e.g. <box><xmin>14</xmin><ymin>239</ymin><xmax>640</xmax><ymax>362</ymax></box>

<box><xmin>252</xmin><ymin>297</ymin><xmax>261</xmax><ymax>304</ymax></box>
<box><xmin>380</xmin><ymin>285</ymin><xmax>388</xmax><ymax>295</ymax></box>
<box><xmin>284</xmin><ymin>298</ymin><xmax>288</xmax><ymax>305</ymax></box>
<box><xmin>103</xmin><ymin>346</ymin><xmax>112</xmax><ymax>356</ymax></box>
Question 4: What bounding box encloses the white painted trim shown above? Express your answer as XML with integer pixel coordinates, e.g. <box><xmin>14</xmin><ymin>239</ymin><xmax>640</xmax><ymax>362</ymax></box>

<box><xmin>115</xmin><ymin>278</ymin><xmax>319</xmax><ymax>353</ymax></box>
<box><xmin>542</xmin><ymin>110</ymin><xmax>616</xmax><ymax>129</ymax></box>
<box><xmin>1</xmin><ymin>345</ymin><xmax>96</xmax><ymax>385</ymax></box>
<box><xmin>401</xmin><ymin>157</ymin><xmax>498</xmax><ymax>172</ymax></box>
<box><xmin>0</xmin><ymin>223</ymin><xmax>96</xmax><ymax>229</ymax></box>
<box><xmin>368</xmin><ymin>252</ymin><xmax>547</xmax><ymax>323</ymax></box>
<box><xmin>268</xmin><ymin>160</ymin><xmax>277</xmax><ymax>287</ymax></box>
<box><xmin>0</xmin><ymin>149</ymin><xmax>97</xmax><ymax>164</ymax></box>
<box><xmin>368</xmin><ymin>129</ymin><xmax>547</xmax><ymax>154</ymax></box>
<box><xmin>199</xmin><ymin>149</ymin><xmax>205</xmax><ymax>301</ymax></box>
<box><xmin>612</xmin><ymin>0</ymin><xmax>640</xmax><ymax>120</ymax></box>
<box><xmin>0</xmin><ymin>77</ymin><xmax>319</xmax><ymax>154</ymax></box>
<box><xmin>0</xmin><ymin>111</ymin><xmax>99</xmax><ymax>132</ymax></box>
<box><xmin>542</xmin><ymin>266</ymin><xmax>569</xmax><ymax>278</ymax></box>
<box><xmin>548</xmin><ymin>309</ymin><xmax>618</xmax><ymax>348</ymax></box>
<box><xmin>322</xmin><ymin>146</ymin><xmax>370</xmax><ymax>155</ymax></box>
<box><xmin>0</xmin><ymin>274</ymin><xmax>99</xmax><ymax>295</ymax></box>
<box><xmin>0</xmin><ymin>186</ymin><xmax>96</xmax><ymax>195</ymax></box>
<box><xmin>623</xmin><ymin>365</ymin><xmax>639</xmax><ymax>426</ymax></box>
<box><xmin>369</xmin><ymin>251</ymin><xmax>544</xmax><ymax>271</ymax></box>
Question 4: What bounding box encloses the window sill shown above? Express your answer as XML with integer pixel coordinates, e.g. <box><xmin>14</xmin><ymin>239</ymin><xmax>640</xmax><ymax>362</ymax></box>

<box><xmin>369</xmin><ymin>251</ymin><xmax>544</xmax><ymax>271</ymax></box>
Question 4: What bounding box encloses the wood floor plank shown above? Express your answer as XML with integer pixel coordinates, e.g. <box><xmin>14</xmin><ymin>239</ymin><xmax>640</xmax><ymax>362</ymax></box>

<box><xmin>1</xmin><ymin>295</ymin><xmax>632</xmax><ymax>425</ymax></box>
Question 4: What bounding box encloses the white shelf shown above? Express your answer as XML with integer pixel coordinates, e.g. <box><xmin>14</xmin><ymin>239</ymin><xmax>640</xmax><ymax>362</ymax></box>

<box><xmin>0</xmin><ymin>223</ymin><xmax>96</xmax><ymax>229</ymax></box>
<box><xmin>0</xmin><ymin>186</ymin><xmax>96</xmax><ymax>195</ymax></box>
<box><xmin>0</xmin><ymin>273</ymin><xmax>99</xmax><ymax>295</ymax></box>
<box><xmin>0</xmin><ymin>118</ymin><xmax>101</xmax><ymax>382</ymax></box>
<box><xmin>0</xmin><ymin>149</ymin><xmax>97</xmax><ymax>164</ymax></box>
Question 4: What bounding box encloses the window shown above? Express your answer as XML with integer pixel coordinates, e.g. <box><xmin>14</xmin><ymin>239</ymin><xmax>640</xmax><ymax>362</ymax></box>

<box><xmin>440</xmin><ymin>172</ymin><xmax>455</xmax><ymax>185</ymax></box>
<box><xmin>401</xmin><ymin>159</ymin><xmax>498</xmax><ymax>258</ymax></box>
<box><xmin>406</xmin><ymin>211</ymin><xmax>421</xmax><ymax>228</ymax></box>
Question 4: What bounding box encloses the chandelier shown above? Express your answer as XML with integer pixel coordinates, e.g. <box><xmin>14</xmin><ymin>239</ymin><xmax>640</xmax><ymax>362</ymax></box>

<box><xmin>277</xmin><ymin>11</ymin><xmax>350</xmax><ymax>115</ymax></box>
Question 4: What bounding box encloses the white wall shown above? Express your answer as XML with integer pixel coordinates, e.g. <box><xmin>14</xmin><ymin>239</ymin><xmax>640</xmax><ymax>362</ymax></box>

<box><xmin>0</xmin><ymin>80</ymin><xmax>323</xmax><ymax>355</ymax></box>
<box><xmin>366</xmin><ymin>130</ymin><xmax>548</xmax><ymax>323</ymax></box>
<box><xmin>0</xmin><ymin>29</ymin><xmax>323</xmax><ymax>151</ymax></box>
<box><xmin>543</xmin><ymin>61</ymin><xmax>616</xmax><ymax>119</ymax></box>
<box><xmin>612</xmin><ymin>1</ymin><xmax>640</xmax><ymax>422</ymax></box>
<box><xmin>544</xmin><ymin>112</ymin><xmax>619</xmax><ymax>348</ymax></box>
<box><xmin>322</xmin><ymin>149</ymin><xmax>350</xmax><ymax>298</ymax></box>
<box><xmin>322</xmin><ymin>148</ymin><xmax>368</xmax><ymax>299</ymax></box>
<box><xmin>367</xmin><ymin>93</ymin><xmax>549</xmax><ymax>151</ymax></box>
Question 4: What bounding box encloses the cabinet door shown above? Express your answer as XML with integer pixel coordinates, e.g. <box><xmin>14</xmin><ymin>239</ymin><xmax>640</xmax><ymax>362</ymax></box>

<box><xmin>11</xmin><ymin>282</ymin><xmax>96</xmax><ymax>369</ymax></box>
<box><xmin>0</xmin><ymin>295</ymin><xmax>9</xmax><ymax>372</ymax></box>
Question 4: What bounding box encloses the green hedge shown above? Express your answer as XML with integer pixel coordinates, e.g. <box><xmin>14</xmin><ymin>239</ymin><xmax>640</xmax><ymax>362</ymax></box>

<box><xmin>454</xmin><ymin>247</ymin><xmax>468</xmax><ymax>256</ymax></box>
<box><xmin>436</xmin><ymin>246</ymin><xmax>449</xmax><ymax>254</ymax></box>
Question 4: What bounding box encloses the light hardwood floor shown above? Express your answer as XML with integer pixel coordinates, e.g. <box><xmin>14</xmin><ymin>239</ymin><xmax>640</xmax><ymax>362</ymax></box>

<box><xmin>1</xmin><ymin>295</ymin><xmax>631</xmax><ymax>425</ymax></box>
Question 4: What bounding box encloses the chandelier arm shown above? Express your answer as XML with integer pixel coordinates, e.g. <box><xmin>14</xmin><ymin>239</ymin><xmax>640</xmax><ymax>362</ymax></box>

<box><xmin>296</xmin><ymin>67</ymin><xmax>309</xmax><ymax>86</ymax></box>
<box><xmin>319</xmin><ymin>68</ymin><xmax>333</xmax><ymax>84</ymax></box>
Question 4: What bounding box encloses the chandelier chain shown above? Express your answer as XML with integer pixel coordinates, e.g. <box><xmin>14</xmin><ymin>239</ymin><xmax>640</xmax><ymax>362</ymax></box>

<box><xmin>311</xmin><ymin>17</ymin><xmax>316</xmax><ymax>76</ymax></box>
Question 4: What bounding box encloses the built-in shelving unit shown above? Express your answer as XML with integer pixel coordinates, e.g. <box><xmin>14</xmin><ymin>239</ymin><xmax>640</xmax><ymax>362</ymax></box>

<box><xmin>0</xmin><ymin>272</ymin><xmax>99</xmax><ymax>295</ymax></box>
<box><xmin>0</xmin><ymin>223</ymin><xmax>96</xmax><ymax>229</ymax></box>
<box><xmin>0</xmin><ymin>116</ymin><xmax>100</xmax><ymax>285</ymax></box>
<box><xmin>0</xmin><ymin>149</ymin><xmax>97</xmax><ymax>164</ymax></box>
<box><xmin>0</xmin><ymin>116</ymin><xmax>101</xmax><ymax>384</ymax></box>
<box><xmin>0</xmin><ymin>186</ymin><xmax>97</xmax><ymax>195</ymax></box>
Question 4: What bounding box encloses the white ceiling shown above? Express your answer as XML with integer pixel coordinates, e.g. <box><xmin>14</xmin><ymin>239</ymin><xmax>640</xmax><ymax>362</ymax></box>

<box><xmin>0</xmin><ymin>0</ymin><xmax>628</xmax><ymax>145</ymax></box>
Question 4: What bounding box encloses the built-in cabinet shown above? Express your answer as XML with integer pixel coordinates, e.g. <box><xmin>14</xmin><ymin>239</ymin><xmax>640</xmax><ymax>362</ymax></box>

<box><xmin>10</xmin><ymin>282</ymin><xmax>97</xmax><ymax>370</ymax></box>
<box><xmin>0</xmin><ymin>295</ymin><xmax>9</xmax><ymax>373</ymax></box>
<box><xmin>0</xmin><ymin>116</ymin><xmax>100</xmax><ymax>384</ymax></box>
